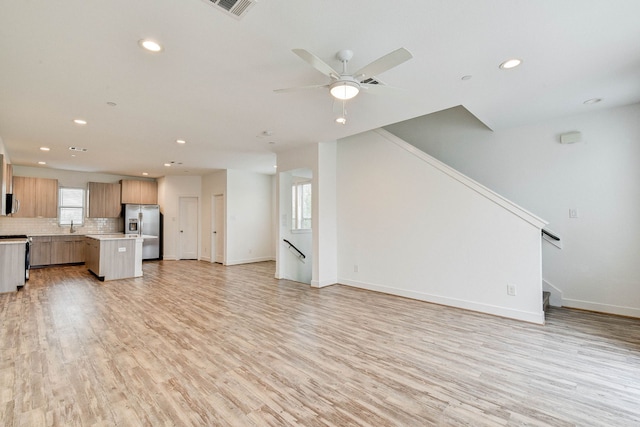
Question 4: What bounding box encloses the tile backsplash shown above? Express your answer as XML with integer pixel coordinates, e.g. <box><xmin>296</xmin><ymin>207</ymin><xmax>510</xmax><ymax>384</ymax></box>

<box><xmin>0</xmin><ymin>217</ymin><xmax>123</xmax><ymax>236</ymax></box>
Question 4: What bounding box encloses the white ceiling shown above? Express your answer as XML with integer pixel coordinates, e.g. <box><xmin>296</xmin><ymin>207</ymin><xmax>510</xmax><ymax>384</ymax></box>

<box><xmin>1</xmin><ymin>0</ymin><xmax>639</xmax><ymax>177</ymax></box>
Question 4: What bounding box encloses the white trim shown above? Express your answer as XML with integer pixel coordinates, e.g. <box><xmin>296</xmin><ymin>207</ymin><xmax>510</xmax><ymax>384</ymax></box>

<box><xmin>225</xmin><ymin>256</ymin><xmax>275</xmax><ymax>266</ymax></box>
<box><xmin>162</xmin><ymin>256</ymin><xmax>179</xmax><ymax>261</ymax></box>
<box><xmin>374</xmin><ymin>129</ymin><xmax>548</xmax><ymax>229</ymax></box>
<box><xmin>200</xmin><ymin>255</ymin><xmax>212</xmax><ymax>262</ymax></box>
<box><xmin>542</xmin><ymin>279</ymin><xmax>564</xmax><ymax>307</ymax></box>
<box><xmin>311</xmin><ymin>279</ymin><xmax>336</xmax><ymax>288</ymax></box>
<box><xmin>339</xmin><ymin>277</ymin><xmax>545</xmax><ymax>325</ymax></box>
<box><xmin>562</xmin><ymin>298</ymin><xmax>640</xmax><ymax>318</ymax></box>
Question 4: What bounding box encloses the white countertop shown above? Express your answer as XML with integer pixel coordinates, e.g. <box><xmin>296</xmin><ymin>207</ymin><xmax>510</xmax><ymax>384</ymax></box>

<box><xmin>85</xmin><ymin>234</ymin><xmax>145</xmax><ymax>241</ymax></box>
<box><xmin>0</xmin><ymin>238</ymin><xmax>28</xmax><ymax>245</ymax></box>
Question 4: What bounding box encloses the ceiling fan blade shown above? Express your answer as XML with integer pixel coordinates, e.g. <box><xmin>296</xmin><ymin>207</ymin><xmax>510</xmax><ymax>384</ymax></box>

<box><xmin>274</xmin><ymin>84</ymin><xmax>329</xmax><ymax>93</ymax></box>
<box><xmin>292</xmin><ymin>49</ymin><xmax>340</xmax><ymax>78</ymax></box>
<box><xmin>354</xmin><ymin>47</ymin><xmax>413</xmax><ymax>80</ymax></box>
<box><xmin>359</xmin><ymin>82</ymin><xmax>402</xmax><ymax>94</ymax></box>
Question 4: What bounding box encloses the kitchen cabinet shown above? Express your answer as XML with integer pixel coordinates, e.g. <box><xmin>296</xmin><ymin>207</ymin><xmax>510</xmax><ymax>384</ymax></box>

<box><xmin>0</xmin><ymin>240</ymin><xmax>26</xmax><ymax>293</ymax></box>
<box><xmin>88</xmin><ymin>182</ymin><xmax>121</xmax><ymax>218</ymax></box>
<box><xmin>31</xmin><ymin>235</ymin><xmax>84</xmax><ymax>267</ymax></box>
<box><xmin>51</xmin><ymin>236</ymin><xmax>85</xmax><ymax>264</ymax></box>
<box><xmin>120</xmin><ymin>179</ymin><xmax>157</xmax><ymax>204</ymax></box>
<box><xmin>30</xmin><ymin>236</ymin><xmax>52</xmax><ymax>266</ymax></box>
<box><xmin>12</xmin><ymin>176</ymin><xmax>58</xmax><ymax>218</ymax></box>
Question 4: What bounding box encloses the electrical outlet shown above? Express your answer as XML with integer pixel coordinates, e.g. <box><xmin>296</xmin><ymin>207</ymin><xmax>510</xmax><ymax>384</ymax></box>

<box><xmin>569</xmin><ymin>208</ymin><xmax>579</xmax><ymax>218</ymax></box>
<box><xmin>507</xmin><ymin>284</ymin><xmax>517</xmax><ymax>296</ymax></box>
<box><xmin>354</xmin><ymin>265</ymin><xmax>359</xmax><ymax>273</ymax></box>
<box><xmin>118</xmin><ymin>247</ymin><xmax>126</xmax><ymax>252</ymax></box>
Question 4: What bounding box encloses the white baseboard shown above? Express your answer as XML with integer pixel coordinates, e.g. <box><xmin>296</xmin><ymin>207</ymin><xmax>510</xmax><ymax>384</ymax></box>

<box><xmin>200</xmin><ymin>255</ymin><xmax>212</xmax><ymax>262</ymax></box>
<box><xmin>225</xmin><ymin>256</ymin><xmax>275</xmax><ymax>266</ymax></box>
<box><xmin>562</xmin><ymin>298</ymin><xmax>640</xmax><ymax>318</ymax></box>
<box><xmin>542</xmin><ymin>279</ymin><xmax>564</xmax><ymax>307</ymax></box>
<box><xmin>162</xmin><ymin>256</ymin><xmax>179</xmax><ymax>261</ymax></box>
<box><xmin>311</xmin><ymin>279</ymin><xmax>337</xmax><ymax>288</ymax></box>
<box><xmin>339</xmin><ymin>278</ymin><xmax>545</xmax><ymax>325</ymax></box>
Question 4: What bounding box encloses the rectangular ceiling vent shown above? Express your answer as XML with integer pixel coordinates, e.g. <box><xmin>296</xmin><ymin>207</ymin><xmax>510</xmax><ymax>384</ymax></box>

<box><xmin>203</xmin><ymin>0</ymin><xmax>257</xmax><ymax>20</ymax></box>
<box><xmin>361</xmin><ymin>77</ymin><xmax>383</xmax><ymax>85</ymax></box>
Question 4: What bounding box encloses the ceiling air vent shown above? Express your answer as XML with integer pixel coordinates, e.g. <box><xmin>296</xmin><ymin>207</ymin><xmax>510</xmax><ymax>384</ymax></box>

<box><xmin>202</xmin><ymin>0</ymin><xmax>257</xmax><ymax>20</ymax></box>
<box><xmin>361</xmin><ymin>77</ymin><xmax>383</xmax><ymax>85</ymax></box>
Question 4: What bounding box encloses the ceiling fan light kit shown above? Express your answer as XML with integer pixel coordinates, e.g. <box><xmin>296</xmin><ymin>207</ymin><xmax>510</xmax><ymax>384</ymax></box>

<box><xmin>275</xmin><ymin>47</ymin><xmax>413</xmax><ymax>123</ymax></box>
<box><xmin>330</xmin><ymin>80</ymin><xmax>360</xmax><ymax>100</ymax></box>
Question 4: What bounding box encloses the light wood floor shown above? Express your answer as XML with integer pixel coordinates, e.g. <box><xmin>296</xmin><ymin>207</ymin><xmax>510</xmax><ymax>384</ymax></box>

<box><xmin>1</xmin><ymin>261</ymin><xmax>639</xmax><ymax>426</ymax></box>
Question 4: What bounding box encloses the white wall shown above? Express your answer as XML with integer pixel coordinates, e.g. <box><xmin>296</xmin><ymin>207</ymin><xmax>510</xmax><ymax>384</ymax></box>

<box><xmin>276</xmin><ymin>142</ymin><xmax>338</xmax><ymax>288</ymax></box>
<box><xmin>278</xmin><ymin>169</ymin><xmax>313</xmax><ymax>284</ymax></box>
<box><xmin>225</xmin><ymin>169</ymin><xmax>274</xmax><ymax>265</ymax></box>
<box><xmin>337</xmin><ymin>130</ymin><xmax>546</xmax><ymax>324</ymax></box>
<box><xmin>385</xmin><ymin>103</ymin><xmax>640</xmax><ymax>317</ymax></box>
<box><xmin>12</xmin><ymin>165</ymin><xmax>152</xmax><ymax>187</ymax></box>
<box><xmin>158</xmin><ymin>175</ymin><xmax>202</xmax><ymax>260</ymax></box>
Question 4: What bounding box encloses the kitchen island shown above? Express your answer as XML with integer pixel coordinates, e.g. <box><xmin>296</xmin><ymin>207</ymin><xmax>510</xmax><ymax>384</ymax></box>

<box><xmin>84</xmin><ymin>234</ymin><xmax>144</xmax><ymax>281</ymax></box>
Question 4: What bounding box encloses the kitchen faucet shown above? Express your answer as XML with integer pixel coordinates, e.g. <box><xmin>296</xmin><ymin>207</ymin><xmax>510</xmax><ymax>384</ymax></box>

<box><xmin>70</xmin><ymin>220</ymin><xmax>76</xmax><ymax>233</ymax></box>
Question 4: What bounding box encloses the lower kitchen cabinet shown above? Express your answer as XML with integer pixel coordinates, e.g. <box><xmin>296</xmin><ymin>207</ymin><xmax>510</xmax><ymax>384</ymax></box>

<box><xmin>30</xmin><ymin>235</ymin><xmax>85</xmax><ymax>267</ymax></box>
<box><xmin>51</xmin><ymin>237</ymin><xmax>85</xmax><ymax>264</ymax></box>
<box><xmin>30</xmin><ymin>236</ymin><xmax>52</xmax><ymax>266</ymax></box>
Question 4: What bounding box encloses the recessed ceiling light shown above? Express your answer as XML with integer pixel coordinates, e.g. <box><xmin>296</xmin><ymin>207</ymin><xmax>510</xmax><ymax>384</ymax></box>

<box><xmin>142</xmin><ymin>172</ymin><xmax>149</xmax><ymax>176</ymax></box>
<box><xmin>499</xmin><ymin>58</ymin><xmax>522</xmax><ymax>69</ymax></box>
<box><xmin>106</xmin><ymin>101</ymin><xmax>117</xmax><ymax>107</ymax></box>
<box><xmin>164</xmin><ymin>163</ymin><xmax>171</xmax><ymax>167</ymax></box>
<box><xmin>38</xmin><ymin>161</ymin><xmax>46</xmax><ymax>165</ymax></box>
<box><xmin>73</xmin><ymin>119</ymin><xmax>87</xmax><ymax>125</ymax></box>
<box><xmin>461</xmin><ymin>75</ymin><xmax>472</xmax><ymax>81</ymax></box>
<box><xmin>139</xmin><ymin>39</ymin><xmax>163</xmax><ymax>53</ymax></box>
<box><xmin>273</xmin><ymin>165</ymin><xmax>278</xmax><ymax>169</ymax></box>
<box><xmin>176</xmin><ymin>139</ymin><xmax>186</xmax><ymax>144</ymax></box>
<box><xmin>583</xmin><ymin>98</ymin><xmax>602</xmax><ymax>105</ymax></box>
<box><xmin>336</xmin><ymin>117</ymin><xmax>347</xmax><ymax>125</ymax></box>
<box><xmin>40</xmin><ymin>146</ymin><xmax>50</xmax><ymax>151</ymax></box>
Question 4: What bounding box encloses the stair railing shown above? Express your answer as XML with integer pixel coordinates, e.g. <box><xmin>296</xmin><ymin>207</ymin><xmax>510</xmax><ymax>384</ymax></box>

<box><xmin>541</xmin><ymin>229</ymin><xmax>560</xmax><ymax>241</ymax></box>
<box><xmin>283</xmin><ymin>239</ymin><xmax>306</xmax><ymax>260</ymax></box>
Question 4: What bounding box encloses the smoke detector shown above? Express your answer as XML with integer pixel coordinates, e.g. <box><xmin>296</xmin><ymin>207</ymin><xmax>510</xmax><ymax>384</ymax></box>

<box><xmin>201</xmin><ymin>0</ymin><xmax>257</xmax><ymax>20</ymax></box>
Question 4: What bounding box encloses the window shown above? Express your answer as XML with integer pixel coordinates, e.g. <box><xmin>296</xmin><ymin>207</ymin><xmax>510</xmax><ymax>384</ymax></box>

<box><xmin>292</xmin><ymin>180</ymin><xmax>311</xmax><ymax>231</ymax></box>
<box><xmin>59</xmin><ymin>187</ymin><xmax>84</xmax><ymax>226</ymax></box>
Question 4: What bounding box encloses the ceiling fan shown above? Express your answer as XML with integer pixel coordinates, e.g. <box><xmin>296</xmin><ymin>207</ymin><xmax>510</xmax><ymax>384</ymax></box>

<box><xmin>275</xmin><ymin>47</ymin><xmax>414</xmax><ymax>102</ymax></box>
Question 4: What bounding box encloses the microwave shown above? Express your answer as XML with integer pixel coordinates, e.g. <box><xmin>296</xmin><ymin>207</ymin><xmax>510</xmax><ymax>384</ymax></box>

<box><xmin>5</xmin><ymin>194</ymin><xmax>20</xmax><ymax>215</ymax></box>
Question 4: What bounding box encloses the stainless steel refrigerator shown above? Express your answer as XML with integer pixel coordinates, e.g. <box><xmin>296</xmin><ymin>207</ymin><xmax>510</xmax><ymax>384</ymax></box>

<box><xmin>124</xmin><ymin>204</ymin><xmax>160</xmax><ymax>260</ymax></box>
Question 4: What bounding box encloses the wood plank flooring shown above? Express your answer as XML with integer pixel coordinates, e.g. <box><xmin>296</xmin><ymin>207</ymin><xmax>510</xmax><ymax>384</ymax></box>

<box><xmin>1</xmin><ymin>261</ymin><xmax>639</xmax><ymax>426</ymax></box>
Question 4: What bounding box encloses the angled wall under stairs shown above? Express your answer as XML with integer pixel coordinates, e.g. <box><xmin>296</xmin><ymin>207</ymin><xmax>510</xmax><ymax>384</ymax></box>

<box><xmin>336</xmin><ymin>129</ymin><xmax>548</xmax><ymax>324</ymax></box>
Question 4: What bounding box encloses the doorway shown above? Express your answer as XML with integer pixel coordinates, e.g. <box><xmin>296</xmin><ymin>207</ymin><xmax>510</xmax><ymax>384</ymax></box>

<box><xmin>211</xmin><ymin>194</ymin><xmax>224</xmax><ymax>264</ymax></box>
<box><xmin>178</xmin><ymin>196</ymin><xmax>198</xmax><ymax>260</ymax></box>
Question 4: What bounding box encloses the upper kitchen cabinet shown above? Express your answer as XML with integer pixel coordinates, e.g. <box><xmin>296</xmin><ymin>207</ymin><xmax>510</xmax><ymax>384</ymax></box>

<box><xmin>120</xmin><ymin>179</ymin><xmax>157</xmax><ymax>204</ymax></box>
<box><xmin>12</xmin><ymin>176</ymin><xmax>58</xmax><ymax>218</ymax></box>
<box><xmin>88</xmin><ymin>182</ymin><xmax>121</xmax><ymax>218</ymax></box>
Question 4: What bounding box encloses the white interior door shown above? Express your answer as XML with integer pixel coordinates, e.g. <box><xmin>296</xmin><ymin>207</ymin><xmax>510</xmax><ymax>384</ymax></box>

<box><xmin>178</xmin><ymin>196</ymin><xmax>198</xmax><ymax>260</ymax></box>
<box><xmin>213</xmin><ymin>194</ymin><xmax>224</xmax><ymax>264</ymax></box>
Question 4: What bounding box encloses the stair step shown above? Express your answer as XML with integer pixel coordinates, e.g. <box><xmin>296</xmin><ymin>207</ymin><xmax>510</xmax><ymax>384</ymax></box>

<box><xmin>543</xmin><ymin>291</ymin><xmax>551</xmax><ymax>312</ymax></box>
